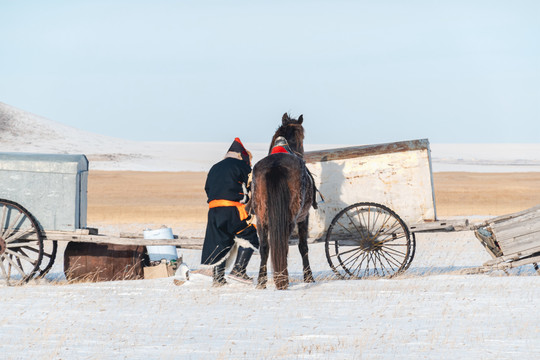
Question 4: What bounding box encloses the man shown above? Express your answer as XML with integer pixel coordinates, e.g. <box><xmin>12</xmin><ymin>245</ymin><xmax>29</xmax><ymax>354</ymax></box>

<box><xmin>201</xmin><ymin>138</ymin><xmax>259</xmax><ymax>286</ymax></box>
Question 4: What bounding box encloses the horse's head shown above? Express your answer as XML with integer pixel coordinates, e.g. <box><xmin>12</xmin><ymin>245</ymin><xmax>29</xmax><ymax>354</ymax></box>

<box><xmin>269</xmin><ymin>113</ymin><xmax>305</xmax><ymax>156</ymax></box>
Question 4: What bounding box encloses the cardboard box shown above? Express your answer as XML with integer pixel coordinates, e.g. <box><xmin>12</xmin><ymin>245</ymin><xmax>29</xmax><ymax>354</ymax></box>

<box><xmin>143</xmin><ymin>262</ymin><xmax>176</xmax><ymax>279</ymax></box>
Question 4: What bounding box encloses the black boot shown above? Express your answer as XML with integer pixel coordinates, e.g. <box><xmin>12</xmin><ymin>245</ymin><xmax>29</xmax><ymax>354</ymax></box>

<box><xmin>212</xmin><ymin>261</ymin><xmax>227</xmax><ymax>286</ymax></box>
<box><xmin>229</xmin><ymin>247</ymin><xmax>254</xmax><ymax>284</ymax></box>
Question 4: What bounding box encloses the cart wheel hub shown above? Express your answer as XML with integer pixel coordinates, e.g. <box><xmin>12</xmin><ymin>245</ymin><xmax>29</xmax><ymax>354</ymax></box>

<box><xmin>0</xmin><ymin>236</ymin><xmax>5</xmax><ymax>255</ymax></box>
<box><xmin>360</xmin><ymin>237</ymin><xmax>380</xmax><ymax>251</ymax></box>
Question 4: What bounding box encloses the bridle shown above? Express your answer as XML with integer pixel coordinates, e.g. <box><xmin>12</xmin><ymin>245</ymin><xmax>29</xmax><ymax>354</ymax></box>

<box><xmin>272</xmin><ymin>124</ymin><xmax>305</xmax><ymax>158</ymax></box>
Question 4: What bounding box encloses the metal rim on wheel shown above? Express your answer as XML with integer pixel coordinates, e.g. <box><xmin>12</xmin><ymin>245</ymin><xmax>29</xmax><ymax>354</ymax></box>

<box><xmin>325</xmin><ymin>202</ymin><xmax>413</xmax><ymax>279</ymax></box>
<box><xmin>0</xmin><ymin>199</ymin><xmax>44</xmax><ymax>285</ymax></box>
<box><xmin>404</xmin><ymin>232</ymin><xmax>416</xmax><ymax>271</ymax></box>
<box><xmin>36</xmin><ymin>240</ymin><xmax>58</xmax><ymax>279</ymax></box>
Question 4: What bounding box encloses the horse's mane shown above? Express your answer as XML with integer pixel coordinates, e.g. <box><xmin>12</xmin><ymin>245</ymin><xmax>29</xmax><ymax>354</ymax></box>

<box><xmin>268</xmin><ymin>113</ymin><xmax>305</xmax><ymax>156</ymax></box>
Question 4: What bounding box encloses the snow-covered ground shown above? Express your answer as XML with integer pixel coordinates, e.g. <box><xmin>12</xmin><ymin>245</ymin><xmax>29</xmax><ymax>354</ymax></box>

<box><xmin>2</xmin><ymin>232</ymin><xmax>539</xmax><ymax>359</ymax></box>
<box><xmin>1</xmin><ymin>102</ymin><xmax>540</xmax><ymax>359</ymax></box>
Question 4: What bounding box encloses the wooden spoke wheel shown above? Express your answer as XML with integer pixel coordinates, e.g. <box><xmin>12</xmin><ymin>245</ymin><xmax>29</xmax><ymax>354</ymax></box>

<box><xmin>0</xmin><ymin>199</ymin><xmax>44</xmax><ymax>285</ymax></box>
<box><xmin>325</xmin><ymin>202</ymin><xmax>414</xmax><ymax>279</ymax></box>
<box><xmin>36</xmin><ymin>240</ymin><xmax>58</xmax><ymax>279</ymax></box>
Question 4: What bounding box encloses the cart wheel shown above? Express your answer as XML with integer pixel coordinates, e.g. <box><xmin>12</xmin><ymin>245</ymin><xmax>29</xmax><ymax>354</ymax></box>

<box><xmin>406</xmin><ymin>232</ymin><xmax>417</xmax><ymax>270</ymax></box>
<box><xmin>36</xmin><ymin>240</ymin><xmax>58</xmax><ymax>279</ymax></box>
<box><xmin>325</xmin><ymin>202</ymin><xmax>413</xmax><ymax>279</ymax></box>
<box><xmin>0</xmin><ymin>199</ymin><xmax>44</xmax><ymax>285</ymax></box>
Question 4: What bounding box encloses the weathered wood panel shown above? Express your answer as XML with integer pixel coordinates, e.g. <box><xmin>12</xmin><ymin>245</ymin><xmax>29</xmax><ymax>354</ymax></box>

<box><xmin>493</xmin><ymin>220</ymin><xmax>540</xmax><ymax>242</ymax></box>
<box><xmin>492</xmin><ymin>208</ymin><xmax>540</xmax><ymax>255</ymax></box>
<box><xmin>305</xmin><ymin>139</ymin><xmax>436</xmax><ymax>239</ymax></box>
<box><xmin>475</xmin><ymin>204</ymin><xmax>540</xmax><ymax>257</ymax></box>
<box><xmin>305</xmin><ymin>139</ymin><xmax>431</xmax><ymax>163</ymax></box>
<box><xmin>481</xmin><ymin>204</ymin><xmax>540</xmax><ymax>225</ymax></box>
<box><xmin>497</xmin><ymin>233</ymin><xmax>540</xmax><ymax>255</ymax></box>
<box><xmin>64</xmin><ymin>242</ymin><xmax>147</xmax><ymax>282</ymax></box>
<box><xmin>484</xmin><ymin>245</ymin><xmax>540</xmax><ymax>266</ymax></box>
<box><xmin>409</xmin><ymin>219</ymin><xmax>469</xmax><ymax>232</ymax></box>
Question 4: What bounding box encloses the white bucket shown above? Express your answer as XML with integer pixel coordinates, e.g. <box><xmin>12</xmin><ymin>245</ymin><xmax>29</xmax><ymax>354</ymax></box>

<box><xmin>144</xmin><ymin>227</ymin><xmax>178</xmax><ymax>262</ymax></box>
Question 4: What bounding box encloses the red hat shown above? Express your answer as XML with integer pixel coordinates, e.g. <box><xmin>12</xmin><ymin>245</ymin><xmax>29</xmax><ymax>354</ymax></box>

<box><xmin>227</xmin><ymin>137</ymin><xmax>250</xmax><ymax>165</ymax></box>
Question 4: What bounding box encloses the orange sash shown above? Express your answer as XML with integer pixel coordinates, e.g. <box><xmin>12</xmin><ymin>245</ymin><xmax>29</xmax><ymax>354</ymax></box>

<box><xmin>208</xmin><ymin>200</ymin><xmax>249</xmax><ymax>221</ymax></box>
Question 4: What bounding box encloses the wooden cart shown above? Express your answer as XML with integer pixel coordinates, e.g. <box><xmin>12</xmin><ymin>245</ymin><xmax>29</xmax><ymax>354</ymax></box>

<box><xmin>306</xmin><ymin>139</ymin><xmax>444</xmax><ymax>280</ymax></box>
<box><xmin>0</xmin><ymin>152</ymin><xmax>202</xmax><ymax>286</ymax></box>
<box><xmin>0</xmin><ymin>197</ymin><xmax>203</xmax><ymax>285</ymax></box>
<box><xmin>465</xmin><ymin>205</ymin><xmax>540</xmax><ymax>275</ymax></box>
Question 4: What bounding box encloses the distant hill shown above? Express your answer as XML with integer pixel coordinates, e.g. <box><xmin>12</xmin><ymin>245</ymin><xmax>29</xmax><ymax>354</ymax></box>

<box><xmin>0</xmin><ymin>102</ymin><xmax>136</xmax><ymax>155</ymax></box>
<box><xmin>2</xmin><ymin>102</ymin><xmax>539</xmax><ymax>172</ymax></box>
<box><xmin>0</xmin><ymin>102</ymin><xmax>255</xmax><ymax>171</ymax></box>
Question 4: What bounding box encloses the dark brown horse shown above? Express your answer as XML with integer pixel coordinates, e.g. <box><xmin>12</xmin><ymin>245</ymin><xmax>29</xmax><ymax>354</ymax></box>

<box><xmin>251</xmin><ymin>113</ymin><xmax>315</xmax><ymax>290</ymax></box>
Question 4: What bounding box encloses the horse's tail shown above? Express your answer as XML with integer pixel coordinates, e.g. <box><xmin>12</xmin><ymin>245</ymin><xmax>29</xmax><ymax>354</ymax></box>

<box><xmin>266</xmin><ymin>166</ymin><xmax>291</xmax><ymax>290</ymax></box>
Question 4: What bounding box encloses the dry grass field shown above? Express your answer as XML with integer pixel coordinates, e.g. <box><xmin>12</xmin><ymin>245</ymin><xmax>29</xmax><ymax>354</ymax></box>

<box><xmin>87</xmin><ymin>171</ymin><xmax>540</xmax><ymax>227</ymax></box>
<box><xmin>87</xmin><ymin>171</ymin><xmax>207</xmax><ymax>228</ymax></box>
<box><xmin>433</xmin><ymin>172</ymin><xmax>540</xmax><ymax>216</ymax></box>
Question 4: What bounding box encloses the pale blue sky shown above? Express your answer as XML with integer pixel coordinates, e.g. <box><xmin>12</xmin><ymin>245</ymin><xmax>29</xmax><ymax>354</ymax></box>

<box><xmin>1</xmin><ymin>0</ymin><xmax>539</xmax><ymax>144</ymax></box>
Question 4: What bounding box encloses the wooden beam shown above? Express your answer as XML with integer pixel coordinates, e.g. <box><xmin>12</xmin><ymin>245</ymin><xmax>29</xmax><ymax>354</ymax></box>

<box><xmin>42</xmin><ymin>230</ymin><xmax>204</xmax><ymax>248</ymax></box>
<box><xmin>409</xmin><ymin>219</ymin><xmax>470</xmax><ymax>233</ymax></box>
<box><xmin>304</xmin><ymin>139</ymin><xmax>430</xmax><ymax>163</ymax></box>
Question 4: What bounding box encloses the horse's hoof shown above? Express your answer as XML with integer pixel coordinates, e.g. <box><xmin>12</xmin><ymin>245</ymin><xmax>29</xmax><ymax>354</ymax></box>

<box><xmin>256</xmin><ymin>284</ymin><xmax>267</xmax><ymax>289</ymax></box>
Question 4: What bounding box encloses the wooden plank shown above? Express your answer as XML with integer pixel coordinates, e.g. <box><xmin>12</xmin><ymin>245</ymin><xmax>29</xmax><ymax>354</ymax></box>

<box><xmin>42</xmin><ymin>230</ymin><xmax>302</xmax><ymax>249</ymax></box>
<box><xmin>119</xmin><ymin>232</ymin><xmax>143</xmax><ymax>239</ymax></box>
<box><xmin>409</xmin><ymin>219</ymin><xmax>470</xmax><ymax>233</ymax></box>
<box><xmin>492</xmin><ymin>216</ymin><xmax>540</xmax><ymax>239</ymax></box>
<box><xmin>491</xmin><ymin>208</ymin><xmax>540</xmax><ymax>230</ymax></box>
<box><xmin>461</xmin><ymin>254</ymin><xmax>540</xmax><ymax>274</ymax></box>
<box><xmin>489</xmin><ymin>207</ymin><xmax>540</xmax><ymax>255</ymax></box>
<box><xmin>42</xmin><ymin>231</ymin><xmax>204</xmax><ymax>248</ymax></box>
<box><xmin>497</xmin><ymin>233</ymin><xmax>540</xmax><ymax>255</ymax></box>
<box><xmin>304</xmin><ymin>139</ymin><xmax>430</xmax><ymax>163</ymax></box>
<box><xmin>484</xmin><ymin>254</ymin><xmax>540</xmax><ymax>271</ymax></box>
<box><xmin>496</xmin><ymin>228</ymin><xmax>540</xmax><ymax>248</ymax></box>
<box><xmin>483</xmin><ymin>244</ymin><xmax>540</xmax><ymax>266</ymax></box>
<box><xmin>494</xmin><ymin>227</ymin><xmax>540</xmax><ymax>244</ymax></box>
<box><xmin>486</xmin><ymin>205</ymin><xmax>540</xmax><ymax>226</ymax></box>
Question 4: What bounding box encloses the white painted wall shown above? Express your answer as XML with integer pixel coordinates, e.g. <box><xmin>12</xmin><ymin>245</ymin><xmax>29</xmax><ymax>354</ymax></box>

<box><xmin>306</xmin><ymin>141</ymin><xmax>436</xmax><ymax>239</ymax></box>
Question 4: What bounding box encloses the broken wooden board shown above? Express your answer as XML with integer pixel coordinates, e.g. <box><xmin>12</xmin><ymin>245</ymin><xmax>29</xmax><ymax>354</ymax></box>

<box><xmin>474</xmin><ymin>204</ymin><xmax>540</xmax><ymax>260</ymax></box>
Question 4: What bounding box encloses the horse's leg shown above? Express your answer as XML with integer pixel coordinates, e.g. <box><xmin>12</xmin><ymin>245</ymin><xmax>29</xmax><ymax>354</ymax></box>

<box><xmin>297</xmin><ymin>218</ymin><xmax>314</xmax><ymax>283</ymax></box>
<box><xmin>257</xmin><ymin>226</ymin><xmax>269</xmax><ymax>289</ymax></box>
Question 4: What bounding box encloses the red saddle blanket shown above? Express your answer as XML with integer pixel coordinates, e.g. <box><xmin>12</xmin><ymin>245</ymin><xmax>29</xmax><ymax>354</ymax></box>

<box><xmin>270</xmin><ymin>145</ymin><xmax>292</xmax><ymax>154</ymax></box>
